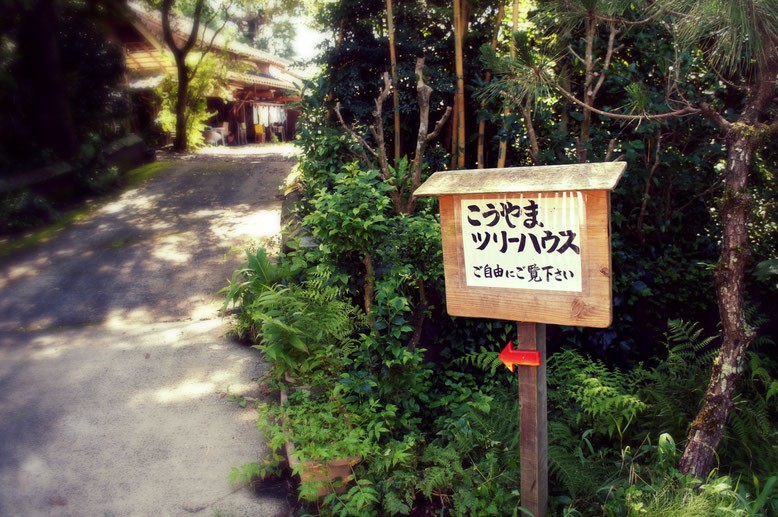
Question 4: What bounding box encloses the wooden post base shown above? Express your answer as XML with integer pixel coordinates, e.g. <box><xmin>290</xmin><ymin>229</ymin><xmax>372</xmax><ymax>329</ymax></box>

<box><xmin>517</xmin><ymin>322</ymin><xmax>548</xmax><ymax>517</ymax></box>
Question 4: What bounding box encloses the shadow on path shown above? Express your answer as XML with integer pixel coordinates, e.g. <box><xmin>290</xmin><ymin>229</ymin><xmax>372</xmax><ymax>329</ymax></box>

<box><xmin>0</xmin><ymin>158</ymin><xmax>289</xmax><ymax>331</ymax></box>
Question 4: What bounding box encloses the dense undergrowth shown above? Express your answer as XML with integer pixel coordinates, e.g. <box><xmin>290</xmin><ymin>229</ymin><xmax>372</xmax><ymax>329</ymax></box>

<box><xmin>221</xmin><ymin>89</ymin><xmax>778</xmax><ymax>515</ymax></box>
<box><xmin>222</xmin><ymin>1</ymin><xmax>778</xmax><ymax>511</ymax></box>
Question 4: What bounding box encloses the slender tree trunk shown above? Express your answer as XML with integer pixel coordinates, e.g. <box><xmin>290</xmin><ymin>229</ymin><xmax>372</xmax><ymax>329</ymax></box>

<box><xmin>408</xmin><ymin>278</ymin><xmax>428</xmax><ymax>352</ymax></box>
<box><xmin>173</xmin><ymin>56</ymin><xmax>190</xmax><ymax>152</ymax></box>
<box><xmin>362</xmin><ymin>252</ymin><xmax>375</xmax><ymax>319</ymax></box>
<box><xmin>477</xmin><ymin>0</ymin><xmax>505</xmax><ymax>168</ymax></box>
<box><xmin>497</xmin><ymin>0</ymin><xmax>519</xmax><ymax>168</ymax></box>
<box><xmin>406</xmin><ymin>58</ymin><xmax>452</xmax><ymax>214</ymax></box>
<box><xmin>450</xmin><ymin>96</ymin><xmax>459</xmax><ymax>168</ymax></box>
<box><xmin>336</xmin><ymin>20</ymin><xmax>345</xmax><ymax>48</ymax></box>
<box><xmin>577</xmin><ymin>13</ymin><xmax>596</xmax><ymax>163</ymax></box>
<box><xmin>523</xmin><ymin>100</ymin><xmax>540</xmax><ymax>164</ymax></box>
<box><xmin>386</xmin><ymin>0</ymin><xmax>401</xmax><ymax>164</ymax></box>
<box><xmin>678</xmin><ymin>132</ymin><xmax>755</xmax><ymax>477</ymax></box>
<box><xmin>453</xmin><ymin>0</ymin><xmax>466</xmax><ymax>167</ymax></box>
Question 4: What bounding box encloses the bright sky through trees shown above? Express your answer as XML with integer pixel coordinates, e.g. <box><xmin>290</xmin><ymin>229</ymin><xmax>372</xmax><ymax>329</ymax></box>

<box><xmin>292</xmin><ymin>18</ymin><xmax>326</xmax><ymax>60</ymax></box>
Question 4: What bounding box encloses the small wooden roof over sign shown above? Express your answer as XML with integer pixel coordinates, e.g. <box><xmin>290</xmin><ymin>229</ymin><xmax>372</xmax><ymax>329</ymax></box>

<box><xmin>414</xmin><ymin>162</ymin><xmax>626</xmax><ymax>197</ymax></box>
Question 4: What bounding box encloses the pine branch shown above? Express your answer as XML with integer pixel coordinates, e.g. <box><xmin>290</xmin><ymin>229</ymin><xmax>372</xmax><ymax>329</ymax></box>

<box><xmin>555</xmin><ymin>80</ymin><xmax>701</xmax><ymax>121</ymax></box>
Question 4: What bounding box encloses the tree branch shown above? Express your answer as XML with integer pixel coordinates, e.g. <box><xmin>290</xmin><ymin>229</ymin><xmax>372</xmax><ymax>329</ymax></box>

<box><xmin>591</xmin><ymin>21</ymin><xmax>620</xmax><ymax>99</ymax></box>
<box><xmin>674</xmin><ymin>179</ymin><xmax>724</xmax><ymax>215</ymax></box>
<box><xmin>372</xmin><ymin>73</ymin><xmax>393</xmax><ymax>180</ymax></box>
<box><xmin>699</xmin><ymin>102</ymin><xmax>732</xmax><ymax>130</ymax></box>
<box><xmin>595</xmin><ymin>11</ymin><xmax>659</xmax><ymax>26</ymax></box>
<box><xmin>182</xmin><ymin>0</ymin><xmax>205</xmax><ymax>54</ymax></box>
<box><xmin>567</xmin><ymin>45</ymin><xmax>586</xmax><ymax>65</ymax></box>
<box><xmin>190</xmin><ymin>0</ymin><xmax>236</xmax><ymax>80</ymax></box>
<box><xmin>523</xmin><ymin>100</ymin><xmax>540</xmax><ymax>164</ymax></box>
<box><xmin>406</xmin><ymin>58</ymin><xmax>451</xmax><ymax>213</ymax></box>
<box><xmin>636</xmin><ymin>133</ymin><xmax>661</xmax><ymax>245</ymax></box>
<box><xmin>427</xmin><ymin>107</ymin><xmax>452</xmax><ymax>143</ymax></box>
<box><xmin>161</xmin><ymin>0</ymin><xmax>182</xmax><ymax>55</ymax></box>
<box><xmin>604</xmin><ymin>138</ymin><xmax>616</xmax><ymax>161</ymax></box>
<box><xmin>335</xmin><ymin>102</ymin><xmax>379</xmax><ymax>159</ymax></box>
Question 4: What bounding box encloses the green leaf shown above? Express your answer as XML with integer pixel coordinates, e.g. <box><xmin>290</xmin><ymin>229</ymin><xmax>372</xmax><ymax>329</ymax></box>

<box><xmin>288</xmin><ymin>335</ymin><xmax>308</xmax><ymax>353</ymax></box>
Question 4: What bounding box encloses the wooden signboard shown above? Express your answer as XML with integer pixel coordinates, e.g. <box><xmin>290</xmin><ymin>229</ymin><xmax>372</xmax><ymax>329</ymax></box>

<box><xmin>414</xmin><ymin>162</ymin><xmax>626</xmax><ymax>327</ymax></box>
<box><xmin>414</xmin><ymin>162</ymin><xmax>626</xmax><ymax>517</ymax></box>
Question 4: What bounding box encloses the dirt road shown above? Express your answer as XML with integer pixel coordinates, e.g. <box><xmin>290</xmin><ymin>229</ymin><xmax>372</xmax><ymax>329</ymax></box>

<box><xmin>0</xmin><ymin>149</ymin><xmax>294</xmax><ymax>516</ymax></box>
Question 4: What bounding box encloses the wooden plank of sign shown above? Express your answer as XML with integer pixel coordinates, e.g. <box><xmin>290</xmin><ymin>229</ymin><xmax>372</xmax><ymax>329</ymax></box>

<box><xmin>414</xmin><ymin>162</ymin><xmax>626</xmax><ymax>197</ymax></box>
<box><xmin>439</xmin><ymin>190</ymin><xmax>613</xmax><ymax>327</ymax></box>
<box><xmin>517</xmin><ymin>322</ymin><xmax>548</xmax><ymax>517</ymax></box>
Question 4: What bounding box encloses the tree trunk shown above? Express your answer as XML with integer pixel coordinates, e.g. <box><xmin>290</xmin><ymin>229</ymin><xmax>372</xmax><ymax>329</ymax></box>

<box><xmin>577</xmin><ymin>13</ymin><xmax>596</xmax><ymax>163</ymax></box>
<box><xmin>678</xmin><ymin>132</ymin><xmax>755</xmax><ymax>477</ymax></box>
<box><xmin>523</xmin><ymin>100</ymin><xmax>540</xmax><ymax>164</ymax></box>
<box><xmin>18</xmin><ymin>0</ymin><xmax>78</xmax><ymax>160</ymax></box>
<box><xmin>408</xmin><ymin>278</ymin><xmax>428</xmax><ymax>352</ymax></box>
<box><xmin>161</xmin><ymin>0</ymin><xmax>204</xmax><ymax>154</ymax></box>
<box><xmin>678</xmin><ymin>53</ymin><xmax>777</xmax><ymax>478</ymax></box>
<box><xmin>173</xmin><ymin>56</ymin><xmax>189</xmax><ymax>152</ymax></box>
<box><xmin>497</xmin><ymin>0</ymin><xmax>519</xmax><ymax>168</ymax></box>
<box><xmin>363</xmin><ymin>252</ymin><xmax>375</xmax><ymax>320</ymax></box>
<box><xmin>450</xmin><ymin>95</ymin><xmax>459</xmax><ymax>168</ymax></box>
<box><xmin>477</xmin><ymin>0</ymin><xmax>505</xmax><ymax>169</ymax></box>
<box><xmin>453</xmin><ymin>0</ymin><xmax>466</xmax><ymax>168</ymax></box>
<box><xmin>386</xmin><ymin>0</ymin><xmax>401</xmax><ymax>164</ymax></box>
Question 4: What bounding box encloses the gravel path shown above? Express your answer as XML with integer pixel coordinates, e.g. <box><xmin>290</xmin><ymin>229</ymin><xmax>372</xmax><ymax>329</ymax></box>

<box><xmin>0</xmin><ymin>151</ymin><xmax>294</xmax><ymax>517</ymax></box>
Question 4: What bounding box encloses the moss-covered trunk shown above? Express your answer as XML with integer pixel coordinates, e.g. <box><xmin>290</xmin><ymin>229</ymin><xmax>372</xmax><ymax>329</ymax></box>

<box><xmin>678</xmin><ymin>132</ymin><xmax>754</xmax><ymax>478</ymax></box>
<box><xmin>679</xmin><ymin>50</ymin><xmax>778</xmax><ymax>476</ymax></box>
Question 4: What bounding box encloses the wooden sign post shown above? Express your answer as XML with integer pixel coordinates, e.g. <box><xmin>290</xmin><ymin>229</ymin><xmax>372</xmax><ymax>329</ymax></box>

<box><xmin>414</xmin><ymin>162</ymin><xmax>625</xmax><ymax>517</ymax></box>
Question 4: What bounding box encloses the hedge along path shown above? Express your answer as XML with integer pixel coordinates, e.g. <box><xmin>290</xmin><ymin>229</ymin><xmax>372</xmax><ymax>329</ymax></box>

<box><xmin>0</xmin><ymin>148</ymin><xmax>297</xmax><ymax>517</ymax></box>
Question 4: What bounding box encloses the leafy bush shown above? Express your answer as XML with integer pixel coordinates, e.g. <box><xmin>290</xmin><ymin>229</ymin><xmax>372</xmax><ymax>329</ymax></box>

<box><xmin>247</xmin><ymin>282</ymin><xmax>365</xmax><ymax>382</ymax></box>
<box><xmin>220</xmin><ymin>247</ymin><xmax>289</xmax><ymax>340</ymax></box>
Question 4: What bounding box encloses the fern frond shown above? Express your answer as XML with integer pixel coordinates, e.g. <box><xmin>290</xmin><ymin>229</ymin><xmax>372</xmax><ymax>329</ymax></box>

<box><xmin>455</xmin><ymin>346</ymin><xmax>503</xmax><ymax>375</ymax></box>
<box><xmin>382</xmin><ymin>490</ymin><xmax>410</xmax><ymax>515</ymax></box>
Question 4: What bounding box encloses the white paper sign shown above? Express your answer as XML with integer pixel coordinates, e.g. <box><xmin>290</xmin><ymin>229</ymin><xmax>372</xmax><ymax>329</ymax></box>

<box><xmin>461</xmin><ymin>193</ymin><xmax>584</xmax><ymax>291</ymax></box>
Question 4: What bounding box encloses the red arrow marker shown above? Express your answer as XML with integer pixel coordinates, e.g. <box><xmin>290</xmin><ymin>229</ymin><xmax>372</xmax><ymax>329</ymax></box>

<box><xmin>499</xmin><ymin>341</ymin><xmax>542</xmax><ymax>372</ymax></box>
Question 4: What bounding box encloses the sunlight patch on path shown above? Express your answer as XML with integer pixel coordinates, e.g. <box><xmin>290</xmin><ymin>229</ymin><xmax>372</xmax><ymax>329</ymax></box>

<box><xmin>197</xmin><ymin>143</ymin><xmax>300</xmax><ymax>158</ymax></box>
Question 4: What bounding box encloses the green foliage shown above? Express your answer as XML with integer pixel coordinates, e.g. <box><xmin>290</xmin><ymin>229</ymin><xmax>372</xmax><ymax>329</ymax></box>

<box><xmin>455</xmin><ymin>346</ymin><xmax>503</xmax><ymax>376</ymax></box>
<box><xmin>0</xmin><ymin>190</ymin><xmax>57</xmax><ymax>234</ymax></box>
<box><xmin>219</xmin><ymin>247</ymin><xmax>289</xmax><ymax>340</ymax></box>
<box><xmin>227</xmin><ymin>456</ymin><xmax>284</xmax><ymax>486</ymax></box>
<box><xmin>221</xmin><ymin>247</ymin><xmax>288</xmax><ymax>309</ymax></box>
<box><xmin>246</xmin><ymin>282</ymin><xmax>365</xmax><ymax>381</ymax></box>
<box><xmin>549</xmin><ymin>349</ymin><xmax>648</xmax><ymax>438</ymax></box>
<box><xmin>478</xmin><ymin>31</ymin><xmax>555</xmax><ymax>110</ymax></box>
<box><xmin>0</xmin><ymin>2</ymin><xmax>128</xmax><ymax>171</ymax></box>
<box><xmin>303</xmin><ymin>165</ymin><xmax>394</xmax><ymax>255</ymax></box>
<box><xmin>659</xmin><ymin>0</ymin><xmax>778</xmax><ymax>76</ymax></box>
<box><xmin>258</xmin><ymin>386</ymin><xmax>372</xmax><ymax>502</ymax></box>
<box><xmin>260</xmin><ymin>388</ymin><xmax>371</xmax><ymax>466</ymax></box>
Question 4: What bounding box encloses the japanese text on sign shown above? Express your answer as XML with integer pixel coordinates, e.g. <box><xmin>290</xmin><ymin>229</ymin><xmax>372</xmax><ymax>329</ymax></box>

<box><xmin>461</xmin><ymin>193</ymin><xmax>584</xmax><ymax>291</ymax></box>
